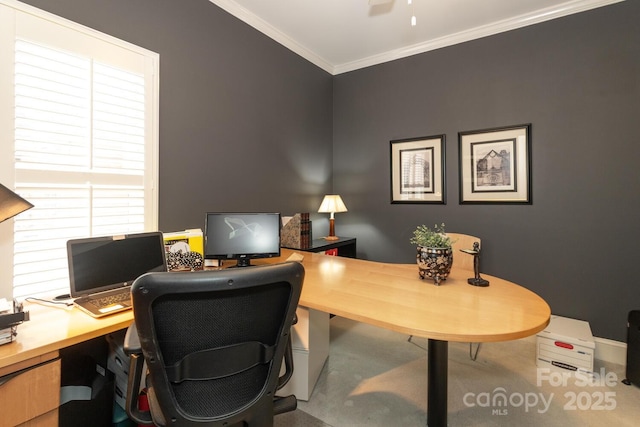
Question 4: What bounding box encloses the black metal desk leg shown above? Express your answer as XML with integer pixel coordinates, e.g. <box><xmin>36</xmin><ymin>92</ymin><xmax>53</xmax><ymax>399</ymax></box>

<box><xmin>427</xmin><ymin>339</ymin><xmax>448</xmax><ymax>427</ymax></box>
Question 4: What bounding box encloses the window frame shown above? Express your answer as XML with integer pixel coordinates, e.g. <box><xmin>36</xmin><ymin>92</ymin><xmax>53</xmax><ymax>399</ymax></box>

<box><xmin>0</xmin><ymin>0</ymin><xmax>159</xmax><ymax>300</ymax></box>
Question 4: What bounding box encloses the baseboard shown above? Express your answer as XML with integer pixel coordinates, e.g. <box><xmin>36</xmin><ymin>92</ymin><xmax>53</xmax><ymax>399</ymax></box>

<box><xmin>594</xmin><ymin>336</ymin><xmax>627</xmax><ymax>366</ymax></box>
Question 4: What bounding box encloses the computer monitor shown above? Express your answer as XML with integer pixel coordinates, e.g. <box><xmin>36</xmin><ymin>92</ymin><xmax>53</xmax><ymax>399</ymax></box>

<box><xmin>204</xmin><ymin>212</ymin><xmax>281</xmax><ymax>267</ymax></box>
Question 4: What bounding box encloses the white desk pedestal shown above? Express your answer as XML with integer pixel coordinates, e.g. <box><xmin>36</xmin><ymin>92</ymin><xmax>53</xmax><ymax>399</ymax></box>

<box><xmin>278</xmin><ymin>307</ymin><xmax>329</xmax><ymax>401</ymax></box>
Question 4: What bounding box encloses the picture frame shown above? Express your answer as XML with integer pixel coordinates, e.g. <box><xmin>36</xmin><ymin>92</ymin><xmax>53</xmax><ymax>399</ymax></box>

<box><xmin>458</xmin><ymin>124</ymin><xmax>531</xmax><ymax>204</ymax></box>
<box><xmin>390</xmin><ymin>135</ymin><xmax>446</xmax><ymax>204</ymax></box>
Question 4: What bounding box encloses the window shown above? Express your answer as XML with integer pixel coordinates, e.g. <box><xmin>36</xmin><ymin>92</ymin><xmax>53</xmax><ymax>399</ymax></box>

<box><xmin>0</xmin><ymin>1</ymin><xmax>159</xmax><ymax>299</ymax></box>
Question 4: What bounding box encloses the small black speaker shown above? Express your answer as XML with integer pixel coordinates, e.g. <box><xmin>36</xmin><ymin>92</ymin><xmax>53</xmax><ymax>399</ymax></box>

<box><xmin>623</xmin><ymin>310</ymin><xmax>640</xmax><ymax>386</ymax></box>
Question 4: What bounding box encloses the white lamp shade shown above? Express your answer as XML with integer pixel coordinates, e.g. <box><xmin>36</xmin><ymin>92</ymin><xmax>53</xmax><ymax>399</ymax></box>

<box><xmin>318</xmin><ymin>195</ymin><xmax>348</xmax><ymax>214</ymax></box>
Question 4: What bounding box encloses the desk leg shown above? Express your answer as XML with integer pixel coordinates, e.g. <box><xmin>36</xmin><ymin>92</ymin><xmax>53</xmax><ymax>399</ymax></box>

<box><xmin>427</xmin><ymin>339</ymin><xmax>448</xmax><ymax>427</ymax></box>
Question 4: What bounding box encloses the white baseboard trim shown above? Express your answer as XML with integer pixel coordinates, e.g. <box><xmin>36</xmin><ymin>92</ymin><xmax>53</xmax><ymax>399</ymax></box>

<box><xmin>595</xmin><ymin>336</ymin><xmax>627</xmax><ymax>366</ymax></box>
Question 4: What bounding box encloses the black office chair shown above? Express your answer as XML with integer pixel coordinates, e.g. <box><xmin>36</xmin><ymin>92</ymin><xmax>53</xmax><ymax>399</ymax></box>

<box><xmin>123</xmin><ymin>261</ymin><xmax>304</xmax><ymax>426</ymax></box>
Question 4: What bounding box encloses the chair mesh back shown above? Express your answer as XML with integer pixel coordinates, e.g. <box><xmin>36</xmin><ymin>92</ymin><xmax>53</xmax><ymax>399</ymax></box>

<box><xmin>149</xmin><ymin>282</ymin><xmax>291</xmax><ymax>418</ymax></box>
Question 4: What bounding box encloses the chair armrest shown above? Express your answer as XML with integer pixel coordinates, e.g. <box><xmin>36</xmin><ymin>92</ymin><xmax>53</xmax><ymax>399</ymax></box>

<box><xmin>124</xmin><ymin>321</ymin><xmax>141</xmax><ymax>355</ymax></box>
<box><xmin>276</xmin><ymin>312</ymin><xmax>298</xmax><ymax>390</ymax></box>
<box><xmin>123</xmin><ymin>322</ymin><xmax>154</xmax><ymax>425</ymax></box>
<box><xmin>277</xmin><ymin>335</ymin><xmax>294</xmax><ymax>390</ymax></box>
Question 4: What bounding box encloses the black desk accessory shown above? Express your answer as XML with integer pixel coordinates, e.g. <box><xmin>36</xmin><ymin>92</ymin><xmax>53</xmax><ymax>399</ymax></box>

<box><xmin>0</xmin><ymin>183</ymin><xmax>34</xmax><ymax>344</ymax></box>
<box><xmin>0</xmin><ymin>299</ymin><xmax>30</xmax><ymax>345</ymax></box>
<box><xmin>460</xmin><ymin>242</ymin><xmax>490</xmax><ymax>287</ymax></box>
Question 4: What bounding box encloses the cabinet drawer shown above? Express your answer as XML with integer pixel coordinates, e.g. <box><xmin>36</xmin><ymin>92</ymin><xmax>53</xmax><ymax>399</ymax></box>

<box><xmin>0</xmin><ymin>357</ymin><xmax>61</xmax><ymax>427</ymax></box>
<box><xmin>18</xmin><ymin>409</ymin><xmax>58</xmax><ymax>427</ymax></box>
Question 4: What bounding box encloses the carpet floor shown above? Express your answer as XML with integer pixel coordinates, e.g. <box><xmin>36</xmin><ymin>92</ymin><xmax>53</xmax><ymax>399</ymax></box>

<box><xmin>276</xmin><ymin>316</ymin><xmax>640</xmax><ymax>426</ymax></box>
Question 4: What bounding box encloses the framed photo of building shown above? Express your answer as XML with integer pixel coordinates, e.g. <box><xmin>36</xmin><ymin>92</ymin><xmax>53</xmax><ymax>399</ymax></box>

<box><xmin>459</xmin><ymin>124</ymin><xmax>531</xmax><ymax>204</ymax></box>
<box><xmin>390</xmin><ymin>135</ymin><xmax>445</xmax><ymax>204</ymax></box>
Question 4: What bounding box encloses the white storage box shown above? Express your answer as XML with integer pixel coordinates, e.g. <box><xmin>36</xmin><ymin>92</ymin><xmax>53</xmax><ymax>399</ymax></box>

<box><xmin>106</xmin><ymin>331</ymin><xmax>130</xmax><ymax>377</ymax></box>
<box><xmin>106</xmin><ymin>330</ymin><xmax>130</xmax><ymax>408</ymax></box>
<box><xmin>113</xmin><ymin>370</ymin><xmax>128</xmax><ymax>409</ymax></box>
<box><xmin>536</xmin><ymin>315</ymin><xmax>595</xmax><ymax>374</ymax></box>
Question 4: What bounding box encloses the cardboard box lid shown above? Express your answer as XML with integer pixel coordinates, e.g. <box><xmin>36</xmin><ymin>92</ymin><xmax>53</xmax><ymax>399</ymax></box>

<box><xmin>537</xmin><ymin>315</ymin><xmax>595</xmax><ymax>349</ymax></box>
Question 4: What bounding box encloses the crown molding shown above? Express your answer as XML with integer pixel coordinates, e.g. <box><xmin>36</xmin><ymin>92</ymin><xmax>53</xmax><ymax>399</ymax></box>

<box><xmin>209</xmin><ymin>0</ymin><xmax>334</xmax><ymax>74</ymax></box>
<box><xmin>210</xmin><ymin>0</ymin><xmax>625</xmax><ymax>76</ymax></box>
<box><xmin>334</xmin><ymin>0</ymin><xmax>625</xmax><ymax>74</ymax></box>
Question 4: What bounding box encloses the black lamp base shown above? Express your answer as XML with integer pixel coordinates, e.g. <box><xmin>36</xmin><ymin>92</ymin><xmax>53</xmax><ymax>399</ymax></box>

<box><xmin>468</xmin><ymin>277</ymin><xmax>490</xmax><ymax>287</ymax></box>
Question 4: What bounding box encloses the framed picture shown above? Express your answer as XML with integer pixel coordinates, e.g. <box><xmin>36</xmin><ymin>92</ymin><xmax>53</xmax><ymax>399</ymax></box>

<box><xmin>390</xmin><ymin>135</ymin><xmax>445</xmax><ymax>204</ymax></box>
<box><xmin>459</xmin><ymin>124</ymin><xmax>531</xmax><ymax>204</ymax></box>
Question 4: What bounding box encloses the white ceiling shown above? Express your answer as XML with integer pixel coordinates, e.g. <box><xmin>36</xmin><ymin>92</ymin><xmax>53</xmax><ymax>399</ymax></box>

<box><xmin>209</xmin><ymin>0</ymin><xmax>623</xmax><ymax>75</ymax></box>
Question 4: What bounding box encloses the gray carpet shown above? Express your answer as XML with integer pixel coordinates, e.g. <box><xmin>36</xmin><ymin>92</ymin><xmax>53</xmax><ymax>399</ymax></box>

<box><xmin>278</xmin><ymin>316</ymin><xmax>640</xmax><ymax>426</ymax></box>
<box><xmin>275</xmin><ymin>408</ymin><xmax>332</xmax><ymax>427</ymax></box>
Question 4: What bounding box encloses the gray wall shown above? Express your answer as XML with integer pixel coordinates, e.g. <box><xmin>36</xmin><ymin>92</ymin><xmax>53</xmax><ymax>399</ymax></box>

<box><xmin>333</xmin><ymin>1</ymin><xmax>640</xmax><ymax>341</ymax></box>
<box><xmin>22</xmin><ymin>0</ymin><xmax>334</xmax><ymax>230</ymax></box>
<box><xmin>20</xmin><ymin>0</ymin><xmax>639</xmax><ymax>341</ymax></box>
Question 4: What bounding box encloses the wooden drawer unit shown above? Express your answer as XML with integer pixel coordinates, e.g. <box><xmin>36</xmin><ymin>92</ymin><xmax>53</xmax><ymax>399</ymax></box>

<box><xmin>0</xmin><ymin>352</ymin><xmax>60</xmax><ymax>427</ymax></box>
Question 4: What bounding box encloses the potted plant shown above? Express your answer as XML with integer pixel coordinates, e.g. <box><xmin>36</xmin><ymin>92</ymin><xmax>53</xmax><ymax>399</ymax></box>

<box><xmin>410</xmin><ymin>223</ymin><xmax>455</xmax><ymax>285</ymax></box>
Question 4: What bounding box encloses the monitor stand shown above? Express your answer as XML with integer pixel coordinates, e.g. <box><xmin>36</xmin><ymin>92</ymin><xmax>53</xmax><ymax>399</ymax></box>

<box><xmin>230</xmin><ymin>258</ymin><xmax>252</xmax><ymax>268</ymax></box>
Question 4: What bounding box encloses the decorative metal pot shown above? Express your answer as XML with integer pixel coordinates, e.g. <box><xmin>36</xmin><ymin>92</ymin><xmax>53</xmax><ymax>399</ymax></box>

<box><xmin>416</xmin><ymin>246</ymin><xmax>453</xmax><ymax>285</ymax></box>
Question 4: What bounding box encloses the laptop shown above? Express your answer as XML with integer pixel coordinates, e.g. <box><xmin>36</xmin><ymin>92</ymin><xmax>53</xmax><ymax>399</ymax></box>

<box><xmin>67</xmin><ymin>231</ymin><xmax>167</xmax><ymax>318</ymax></box>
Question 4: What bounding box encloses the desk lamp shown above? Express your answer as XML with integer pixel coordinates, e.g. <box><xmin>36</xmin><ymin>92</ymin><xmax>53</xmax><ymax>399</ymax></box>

<box><xmin>318</xmin><ymin>195</ymin><xmax>347</xmax><ymax>241</ymax></box>
<box><xmin>0</xmin><ymin>183</ymin><xmax>33</xmax><ymax>224</ymax></box>
<box><xmin>0</xmin><ymin>183</ymin><xmax>33</xmax><ymax>344</ymax></box>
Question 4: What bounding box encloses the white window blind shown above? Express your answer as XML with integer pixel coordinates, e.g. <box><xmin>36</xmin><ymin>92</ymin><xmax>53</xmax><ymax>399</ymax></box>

<box><xmin>0</xmin><ymin>2</ymin><xmax>159</xmax><ymax>299</ymax></box>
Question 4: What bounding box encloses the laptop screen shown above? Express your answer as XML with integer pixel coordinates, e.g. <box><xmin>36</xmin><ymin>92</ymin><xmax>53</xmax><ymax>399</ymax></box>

<box><xmin>67</xmin><ymin>231</ymin><xmax>167</xmax><ymax>297</ymax></box>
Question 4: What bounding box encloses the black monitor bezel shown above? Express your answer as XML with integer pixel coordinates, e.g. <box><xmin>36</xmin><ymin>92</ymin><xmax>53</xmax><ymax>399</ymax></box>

<box><xmin>204</xmin><ymin>212</ymin><xmax>281</xmax><ymax>267</ymax></box>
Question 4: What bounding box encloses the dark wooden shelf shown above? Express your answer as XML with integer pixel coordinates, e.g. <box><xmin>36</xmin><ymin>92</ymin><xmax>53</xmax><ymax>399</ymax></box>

<box><xmin>284</xmin><ymin>237</ymin><xmax>356</xmax><ymax>258</ymax></box>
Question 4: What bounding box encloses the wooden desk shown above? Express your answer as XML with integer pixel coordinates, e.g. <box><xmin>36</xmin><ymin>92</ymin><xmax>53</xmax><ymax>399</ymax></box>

<box><xmin>285</xmin><ymin>250</ymin><xmax>549</xmax><ymax>343</ymax></box>
<box><xmin>0</xmin><ymin>303</ymin><xmax>133</xmax><ymax>425</ymax></box>
<box><xmin>1</xmin><ymin>249</ymin><xmax>549</xmax><ymax>427</ymax></box>
<box><xmin>0</xmin><ymin>303</ymin><xmax>133</xmax><ymax>369</ymax></box>
<box><xmin>261</xmin><ymin>249</ymin><xmax>551</xmax><ymax>427</ymax></box>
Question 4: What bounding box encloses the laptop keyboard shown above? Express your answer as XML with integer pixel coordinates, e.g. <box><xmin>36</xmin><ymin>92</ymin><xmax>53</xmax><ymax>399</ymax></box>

<box><xmin>90</xmin><ymin>292</ymin><xmax>130</xmax><ymax>308</ymax></box>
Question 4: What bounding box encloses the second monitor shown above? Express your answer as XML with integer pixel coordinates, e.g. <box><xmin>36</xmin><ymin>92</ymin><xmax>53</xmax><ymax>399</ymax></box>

<box><xmin>204</xmin><ymin>212</ymin><xmax>281</xmax><ymax>267</ymax></box>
